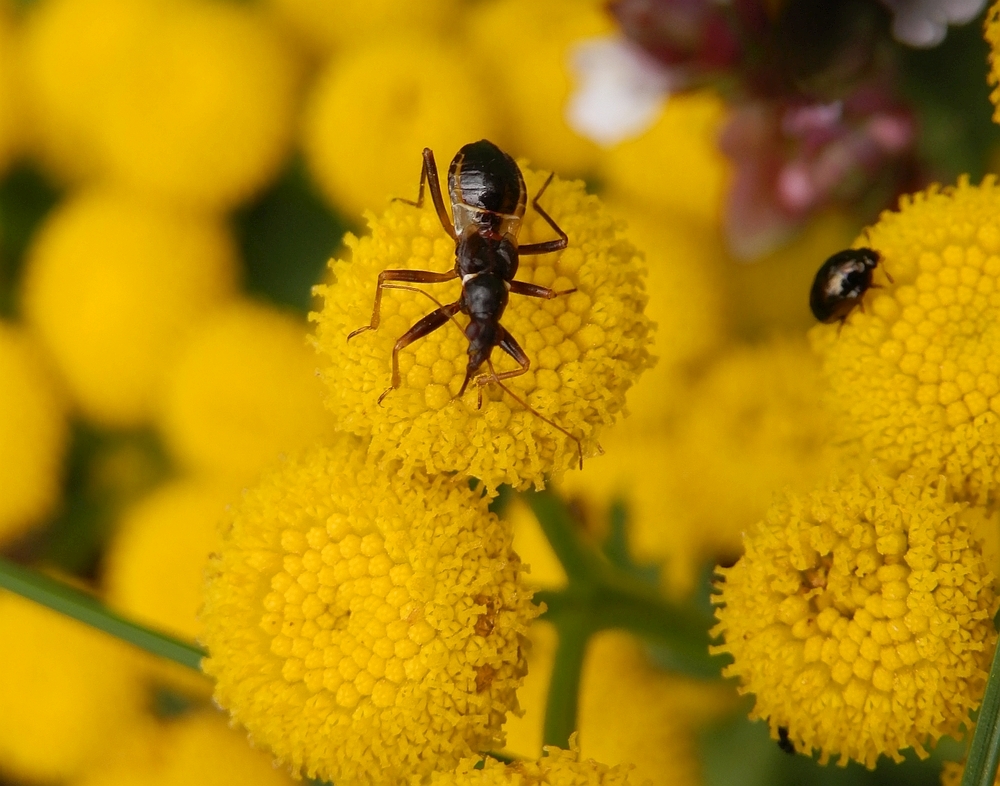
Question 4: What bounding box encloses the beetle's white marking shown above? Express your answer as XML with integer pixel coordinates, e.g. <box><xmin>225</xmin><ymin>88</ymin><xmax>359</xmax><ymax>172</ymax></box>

<box><xmin>462</xmin><ymin>273</ymin><xmax>480</xmax><ymax>284</ymax></box>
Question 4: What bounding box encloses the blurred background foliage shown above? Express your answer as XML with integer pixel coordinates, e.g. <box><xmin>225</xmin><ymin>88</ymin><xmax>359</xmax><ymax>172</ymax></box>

<box><xmin>0</xmin><ymin>0</ymin><xmax>999</xmax><ymax>784</ymax></box>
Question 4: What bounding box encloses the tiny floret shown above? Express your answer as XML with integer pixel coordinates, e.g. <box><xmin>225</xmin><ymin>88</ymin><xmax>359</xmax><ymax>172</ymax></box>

<box><xmin>200</xmin><ymin>438</ymin><xmax>539</xmax><ymax>785</ymax></box>
<box><xmin>423</xmin><ymin>744</ymin><xmax>649</xmax><ymax>786</ymax></box>
<box><xmin>811</xmin><ymin>176</ymin><xmax>1000</xmax><ymax>502</ymax></box>
<box><xmin>312</xmin><ymin>165</ymin><xmax>652</xmax><ymax>492</ymax></box>
<box><xmin>713</xmin><ymin>471</ymin><xmax>996</xmax><ymax>768</ymax></box>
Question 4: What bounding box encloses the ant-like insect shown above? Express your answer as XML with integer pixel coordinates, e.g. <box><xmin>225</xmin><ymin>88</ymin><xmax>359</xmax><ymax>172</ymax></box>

<box><xmin>348</xmin><ymin>139</ymin><xmax>584</xmax><ymax>466</ymax></box>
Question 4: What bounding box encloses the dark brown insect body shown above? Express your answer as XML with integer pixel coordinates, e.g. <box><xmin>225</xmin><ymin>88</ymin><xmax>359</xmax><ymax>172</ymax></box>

<box><xmin>809</xmin><ymin>247</ymin><xmax>886</xmax><ymax>324</ymax></box>
<box><xmin>348</xmin><ymin>140</ymin><xmax>582</xmax><ymax>461</ymax></box>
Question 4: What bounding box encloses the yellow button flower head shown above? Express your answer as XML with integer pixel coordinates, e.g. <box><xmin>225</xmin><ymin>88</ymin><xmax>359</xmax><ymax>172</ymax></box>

<box><xmin>424</xmin><ymin>745</ymin><xmax>648</xmax><ymax>786</ymax></box>
<box><xmin>0</xmin><ymin>587</ymin><xmax>147</xmax><ymax>782</ymax></box>
<box><xmin>105</xmin><ymin>479</ymin><xmax>234</xmax><ymax>641</ymax></box>
<box><xmin>302</xmin><ymin>36</ymin><xmax>498</xmax><ymax>218</ymax></box>
<box><xmin>264</xmin><ymin>0</ymin><xmax>458</xmax><ymax>56</ymax></box>
<box><xmin>22</xmin><ymin>189</ymin><xmax>239</xmax><ymax>426</ymax></box>
<box><xmin>713</xmin><ymin>471</ymin><xmax>997</xmax><ymax>767</ymax></box>
<box><xmin>560</xmin><ymin>338</ymin><xmax>831</xmax><ymax>596</ymax></box>
<box><xmin>312</xmin><ymin>166</ymin><xmax>652</xmax><ymax>492</ymax></box>
<box><xmin>601</xmin><ymin>91</ymin><xmax>730</xmax><ymax>225</ymax></box>
<box><xmin>606</xmin><ymin>201</ymin><xmax>727</xmax><ymax>429</ymax></box>
<box><xmin>201</xmin><ymin>438</ymin><xmax>540</xmax><ymax>785</ymax></box>
<box><xmin>93</xmin><ymin>0</ymin><xmax>299</xmax><ymax>210</ymax></box>
<box><xmin>0</xmin><ymin>322</ymin><xmax>67</xmax><ymax>544</ymax></box>
<box><xmin>74</xmin><ymin>710</ymin><xmax>295</xmax><ymax>786</ymax></box>
<box><xmin>465</xmin><ymin>0</ymin><xmax>610</xmax><ymax>175</ymax></box>
<box><xmin>811</xmin><ymin>177</ymin><xmax>1000</xmax><ymax>503</ymax></box>
<box><xmin>159</xmin><ymin>300</ymin><xmax>335</xmax><ymax>484</ymax></box>
<box><xmin>20</xmin><ymin>0</ymin><xmax>153</xmax><ymax>182</ymax></box>
<box><xmin>578</xmin><ymin>631</ymin><xmax>734</xmax><ymax>786</ymax></box>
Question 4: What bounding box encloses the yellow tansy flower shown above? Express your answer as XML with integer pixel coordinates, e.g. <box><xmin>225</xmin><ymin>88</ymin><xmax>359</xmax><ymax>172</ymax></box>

<box><xmin>811</xmin><ymin>176</ymin><xmax>1000</xmax><ymax>503</ymax></box>
<box><xmin>561</xmin><ymin>338</ymin><xmax>831</xmax><ymax>596</ymax></box>
<box><xmin>312</xmin><ymin>166</ymin><xmax>652</xmax><ymax>492</ymax></box>
<box><xmin>606</xmin><ymin>200</ymin><xmax>727</xmax><ymax>430</ymax></box>
<box><xmin>465</xmin><ymin>0</ymin><xmax>610</xmax><ymax>175</ymax></box>
<box><xmin>302</xmin><ymin>36</ymin><xmax>498</xmax><ymax>218</ymax></box>
<box><xmin>0</xmin><ymin>322</ymin><xmax>67</xmax><ymax>544</ymax></box>
<box><xmin>264</xmin><ymin>0</ymin><xmax>458</xmax><ymax>56</ymax></box>
<box><xmin>0</xmin><ymin>5</ymin><xmax>23</xmax><ymax>174</ymax></box>
<box><xmin>21</xmin><ymin>189</ymin><xmax>239</xmax><ymax>426</ymax></box>
<box><xmin>578</xmin><ymin>631</ymin><xmax>734</xmax><ymax>786</ymax></box>
<box><xmin>601</xmin><ymin>90</ymin><xmax>730</xmax><ymax>225</ymax></box>
<box><xmin>159</xmin><ymin>299</ymin><xmax>335</xmax><ymax>484</ymax></box>
<box><xmin>986</xmin><ymin>0</ymin><xmax>1000</xmax><ymax>123</ymax></box>
<box><xmin>105</xmin><ymin>479</ymin><xmax>233</xmax><ymax>642</ymax></box>
<box><xmin>501</xmin><ymin>620</ymin><xmax>558</xmax><ymax>760</ymax></box>
<box><xmin>20</xmin><ymin>0</ymin><xmax>152</xmax><ymax>182</ymax></box>
<box><xmin>92</xmin><ymin>0</ymin><xmax>299</xmax><ymax>211</ymax></box>
<box><xmin>201</xmin><ymin>438</ymin><xmax>539</xmax><ymax>785</ymax></box>
<box><xmin>425</xmin><ymin>745</ymin><xmax>648</xmax><ymax>786</ymax></box>
<box><xmin>713</xmin><ymin>471</ymin><xmax>997</xmax><ymax>767</ymax></box>
<box><xmin>73</xmin><ymin>710</ymin><xmax>295</xmax><ymax>786</ymax></box>
<box><xmin>0</xmin><ymin>586</ymin><xmax>147</xmax><ymax>782</ymax></box>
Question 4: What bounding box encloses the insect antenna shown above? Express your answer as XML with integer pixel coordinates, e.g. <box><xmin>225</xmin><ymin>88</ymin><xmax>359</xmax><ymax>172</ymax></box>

<box><xmin>484</xmin><ymin>357</ymin><xmax>584</xmax><ymax>470</ymax></box>
<box><xmin>379</xmin><ymin>284</ymin><xmax>586</xmax><ymax>469</ymax></box>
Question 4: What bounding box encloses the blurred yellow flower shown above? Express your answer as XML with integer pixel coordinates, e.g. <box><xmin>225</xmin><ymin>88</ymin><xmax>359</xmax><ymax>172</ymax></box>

<box><xmin>601</xmin><ymin>90</ymin><xmax>730</xmax><ymax>225</ymax></box>
<box><xmin>302</xmin><ymin>36</ymin><xmax>499</xmax><ymax>218</ymax></box>
<box><xmin>811</xmin><ymin>176</ymin><xmax>1000</xmax><ymax>502</ymax></box>
<box><xmin>725</xmin><ymin>210</ymin><xmax>859</xmax><ymax>337</ymax></box>
<box><xmin>713</xmin><ymin>471</ymin><xmax>996</xmax><ymax>767</ymax></box>
<box><xmin>578</xmin><ymin>631</ymin><xmax>734</xmax><ymax>786</ymax></box>
<box><xmin>0</xmin><ymin>586</ymin><xmax>147</xmax><ymax>782</ymax></box>
<box><xmin>561</xmin><ymin>338</ymin><xmax>831</xmax><ymax>596</ymax></box>
<box><xmin>20</xmin><ymin>0</ymin><xmax>151</xmax><ymax>181</ymax></box>
<box><xmin>0</xmin><ymin>5</ymin><xmax>24</xmax><ymax>174</ymax></box>
<box><xmin>21</xmin><ymin>189</ymin><xmax>239</xmax><ymax>427</ymax></box>
<box><xmin>73</xmin><ymin>710</ymin><xmax>295</xmax><ymax>786</ymax></box>
<box><xmin>465</xmin><ymin>0</ymin><xmax>610</xmax><ymax>175</ymax></box>
<box><xmin>986</xmin><ymin>0</ymin><xmax>1000</xmax><ymax>123</ymax></box>
<box><xmin>427</xmin><ymin>745</ymin><xmax>648</xmax><ymax>786</ymax></box>
<box><xmin>159</xmin><ymin>299</ymin><xmax>335</xmax><ymax>484</ymax></box>
<box><xmin>606</xmin><ymin>200</ymin><xmax>728</xmax><ymax>430</ymax></box>
<box><xmin>0</xmin><ymin>322</ymin><xmax>67</xmax><ymax>544</ymax></box>
<box><xmin>105</xmin><ymin>479</ymin><xmax>234</xmax><ymax>641</ymax></box>
<box><xmin>93</xmin><ymin>0</ymin><xmax>299</xmax><ymax>210</ymax></box>
<box><xmin>501</xmin><ymin>620</ymin><xmax>558</xmax><ymax>760</ymax></box>
<box><xmin>507</xmin><ymin>499</ymin><xmax>567</xmax><ymax>591</ymax></box>
<box><xmin>312</xmin><ymin>168</ymin><xmax>652</xmax><ymax>492</ymax></box>
<box><xmin>201</xmin><ymin>438</ymin><xmax>539</xmax><ymax>785</ymax></box>
<box><xmin>264</xmin><ymin>0</ymin><xmax>458</xmax><ymax>56</ymax></box>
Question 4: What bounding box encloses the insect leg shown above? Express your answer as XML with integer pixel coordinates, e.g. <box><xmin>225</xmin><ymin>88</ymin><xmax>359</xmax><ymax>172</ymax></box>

<box><xmin>393</xmin><ymin>148</ymin><xmax>457</xmax><ymax>240</ymax></box>
<box><xmin>377</xmin><ymin>301</ymin><xmax>462</xmax><ymax>405</ymax></box>
<box><xmin>483</xmin><ymin>352</ymin><xmax>585</xmax><ymax>470</ymax></box>
<box><xmin>348</xmin><ymin>268</ymin><xmax>458</xmax><ymax>340</ymax></box>
<box><xmin>519</xmin><ymin>173</ymin><xmax>568</xmax><ymax>256</ymax></box>
<box><xmin>508</xmin><ymin>280</ymin><xmax>576</xmax><ymax>299</ymax></box>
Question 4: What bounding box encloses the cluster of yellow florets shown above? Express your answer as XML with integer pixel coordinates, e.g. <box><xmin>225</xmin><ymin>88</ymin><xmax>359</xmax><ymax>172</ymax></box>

<box><xmin>811</xmin><ymin>177</ymin><xmax>1000</xmax><ymax>502</ymax></box>
<box><xmin>428</xmin><ymin>744</ymin><xmax>646</xmax><ymax>786</ymax></box>
<box><xmin>713</xmin><ymin>471</ymin><xmax>996</xmax><ymax>767</ymax></box>
<box><xmin>313</xmin><ymin>166</ymin><xmax>652</xmax><ymax>491</ymax></box>
<box><xmin>201</xmin><ymin>438</ymin><xmax>540</xmax><ymax>784</ymax></box>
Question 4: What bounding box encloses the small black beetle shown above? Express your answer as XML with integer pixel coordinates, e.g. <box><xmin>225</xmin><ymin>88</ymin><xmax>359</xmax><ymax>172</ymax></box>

<box><xmin>809</xmin><ymin>247</ymin><xmax>889</xmax><ymax>324</ymax></box>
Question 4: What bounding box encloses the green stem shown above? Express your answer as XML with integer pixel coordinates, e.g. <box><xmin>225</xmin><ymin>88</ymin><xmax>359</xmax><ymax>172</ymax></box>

<box><xmin>536</xmin><ymin>587</ymin><xmax>725</xmax><ymax>679</ymax></box>
<box><xmin>525</xmin><ymin>490</ymin><xmax>598</xmax><ymax>581</ymax></box>
<box><xmin>542</xmin><ymin>612</ymin><xmax>591</xmax><ymax>749</ymax></box>
<box><xmin>0</xmin><ymin>557</ymin><xmax>206</xmax><ymax>671</ymax></box>
<box><xmin>962</xmin><ymin>638</ymin><xmax>1000</xmax><ymax>786</ymax></box>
